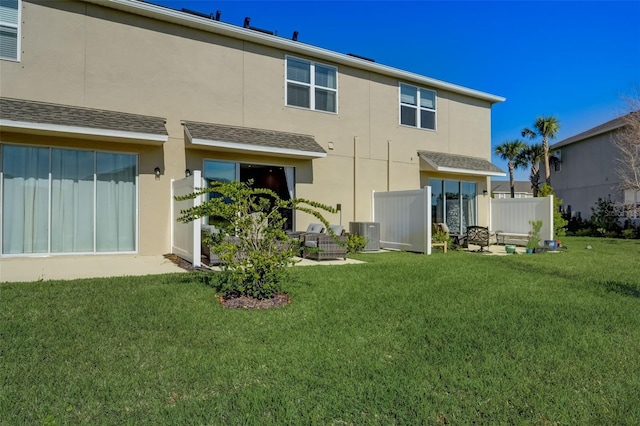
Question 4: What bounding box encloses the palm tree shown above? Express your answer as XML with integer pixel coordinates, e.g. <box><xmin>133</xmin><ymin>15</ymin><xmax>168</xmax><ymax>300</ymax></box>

<box><xmin>517</xmin><ymin>143</ymin><xmax>544</xmax><ymax>196</ymax></box>
<box><xmin>495</xmin><ymin>140</ymin><xmax>527</xmax><ymax>198</ymax></box>
<box><xmin>521</xmin><ymin>116</ymin><xmax>561</xmax><ymax>185</ymax></box>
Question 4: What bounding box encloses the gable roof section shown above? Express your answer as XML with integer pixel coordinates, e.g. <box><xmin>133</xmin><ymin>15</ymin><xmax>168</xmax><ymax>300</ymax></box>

<box><xmin>491</xmin><ymin>180</ymin><xmax>532</xmax><ymax>194</ymax></box>
<box><xmin>183</xmin><ymin>121</ymin><xmax>326</xmax><ymax>159</ymax></box>
<box><xmin>418</xmin><ymin>150</ymin><xmax>505</xmax><ymax>177</ymax></box>
<box><xmin>551</xmin><ymin>113</ymin><xmax>632</xmax><ymax>150</ymax></box>
<box><xmin>0</xmin><ymin>97</ymin><xmax>168</xmax><ymax>144</ymax></box>
<box><xmin>85</xmin><ymin>0</ymin><xmax>505</xmax><ymax>105</ymax></box>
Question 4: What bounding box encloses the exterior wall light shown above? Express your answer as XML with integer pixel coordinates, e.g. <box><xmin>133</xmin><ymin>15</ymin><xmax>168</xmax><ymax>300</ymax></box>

<box><xmin>154</xmin><ymin>167</ymin><xmax>161</xmax><ymax>179</ymax></box>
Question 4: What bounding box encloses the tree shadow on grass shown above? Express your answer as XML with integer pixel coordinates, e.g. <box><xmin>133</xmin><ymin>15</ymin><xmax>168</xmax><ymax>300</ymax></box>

<box><xmin>603</xmin><ymin>280</ymin><xmax>640</xmax><ymax>298</ymax></box>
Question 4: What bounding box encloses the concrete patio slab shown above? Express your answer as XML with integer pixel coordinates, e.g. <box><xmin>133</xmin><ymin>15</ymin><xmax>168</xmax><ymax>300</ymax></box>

<box><xmin>0</xmin><ymin>255</ymin><xmax>187</xmax><ymax>283</ymax></box>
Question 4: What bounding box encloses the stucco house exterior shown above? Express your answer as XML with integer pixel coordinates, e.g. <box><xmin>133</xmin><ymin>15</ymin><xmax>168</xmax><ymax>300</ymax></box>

<box><xmin>0</xmin><ymin>0</ymin><xmax>505</xmax><ymax>258</ymax></box>
<box><xmin>549</xmin><ymin>113</ymin><xmax>639</xmax><ymax>220</ymax></box>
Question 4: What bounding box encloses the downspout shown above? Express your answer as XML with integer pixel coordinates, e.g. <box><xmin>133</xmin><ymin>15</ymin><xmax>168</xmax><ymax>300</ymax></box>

<box><xmin>353</xmin><ymin>136</ymin><xmax>357</xmax><ymax>221</ymax></box>
<box><xmin>387</xmin><ymin>140</ymin><xmax>391</xmax><ymax>192</ymax></box>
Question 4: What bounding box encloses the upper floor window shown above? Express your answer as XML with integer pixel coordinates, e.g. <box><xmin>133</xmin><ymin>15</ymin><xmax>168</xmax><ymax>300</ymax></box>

<box><xmin>400</xmin><ymin>83</ymin><xmax>436</xmax><ymax>130</ymax></box>
<box><xmin>286</xmin><ymin>56</ymin><xmax>337</xmax><ymax>113</ymax></box>
<box><xmin>0</xmin><ymin>0</ymin><xmax>20</xmax><ymax>61</ymax></box>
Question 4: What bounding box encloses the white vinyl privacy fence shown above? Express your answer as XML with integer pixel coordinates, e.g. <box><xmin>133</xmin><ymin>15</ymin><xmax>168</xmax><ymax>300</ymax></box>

<box><xmin>372</xmin><ymin>187</ymin><xmax>432</xmax><ymax>254</ymax></box>
<box><xmin>373</xmin><ymin>187</ymin><xmax>554</xmax><ymax>254</ymax></box>
<box><xmin>490</xmin><ymin>196</ymin><xmax>554</xmax><ymax>242</ymax></box>
<box><xmin>171</xmin><ymin>170</ymin><xmax>202</xmax><ymax>267</ymax></box>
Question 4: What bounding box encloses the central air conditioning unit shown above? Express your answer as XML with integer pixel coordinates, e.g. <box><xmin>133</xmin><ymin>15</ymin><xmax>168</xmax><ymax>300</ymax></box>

<box><xmin>349</xmin><ymin>222</ymin><xmax>380</xmax><ymax>251</ymax></box>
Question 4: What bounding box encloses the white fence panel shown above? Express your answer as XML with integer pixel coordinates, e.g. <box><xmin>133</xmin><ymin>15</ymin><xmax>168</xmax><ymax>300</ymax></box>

<box><xmin>171</xmin><ymin>170</ymin><xmax>202</xmax><ymax>267</ymax></box>
<box><xmin>373</xmin><ymin>187</ymin><xmax>431</xmax><ymax>254</ymax></box>
<box><xmin>491</xmin><ymin>195</ymin><xmax>554</xmax><ymax>241</ymax></box>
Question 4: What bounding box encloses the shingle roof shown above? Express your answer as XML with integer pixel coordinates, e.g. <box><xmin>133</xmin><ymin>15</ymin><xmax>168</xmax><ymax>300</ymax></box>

<box><xmin>492</xmin><ymin>180</ymin><xmax>532</xmax><ymax>194</ymax></box>
<box><xmin>183</xmin><ymin>121</ymin><xmax>326</xmax><ymax>155</ymax></box>
<box><xmin>418</xmin><ymin>150</ymin><xmax>505</xmax><ymax>175</ymax></box>
<box><xmin>0</xmin><ymin>97</ymin><xmax>168</xmax><ymax>136</ymax></box>
<box><xmin>550</xmin><ymin>112</ymin><xmax>636</xmax><ymax>149</ymax></box>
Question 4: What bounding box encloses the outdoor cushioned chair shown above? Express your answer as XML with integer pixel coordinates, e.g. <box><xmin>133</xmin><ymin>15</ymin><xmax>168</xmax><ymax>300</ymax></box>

<box><xmin>466</xmin><ymin>225</ymin><xmax>492</xmax><ymax>252</ymax></box>
<box><xmin>302</xmin><ymin>224</ymin><xmax>348</xmax><ymax>261</ymax></box>
<box><xmin>286</xmin><ymin>223</ymin><xmax>324</xmax><ymax>240</ymax></box>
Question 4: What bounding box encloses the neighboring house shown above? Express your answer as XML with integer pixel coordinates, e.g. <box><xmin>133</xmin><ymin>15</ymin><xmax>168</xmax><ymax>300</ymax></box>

<box><xmin>491</xmin><ymin>181</ymin><xmax>533</xmax><ymax>199</ymax></box>
<box><xmin>550</xmin><ymin>113</ymin><xmax>640</xmax><ymax>220</ymax></box>
<box><xmin>0</xmin><ymin>0</ymin><xmax>505</xmax><ymax>258</ymax></box>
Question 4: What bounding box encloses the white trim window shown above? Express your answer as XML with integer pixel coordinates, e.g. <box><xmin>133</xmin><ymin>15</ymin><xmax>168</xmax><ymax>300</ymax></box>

<box><xmin>400</xmin><ymin>83</ymin><xmax>436</xmax><ymax>130</ymax></box>
<box><xmin>0</xmin><ymin>0</ymin><xmax>20</xmax><ymax>61</ymax></box>
<box><xmin>286</xmin><ymin>56</ymin><xmax>337</xmax><ymax>113</ymax></box>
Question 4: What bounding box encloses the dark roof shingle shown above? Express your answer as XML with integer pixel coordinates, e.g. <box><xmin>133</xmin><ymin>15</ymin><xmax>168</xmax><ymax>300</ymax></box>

<box><xmin>183</xmin><ymin>121</ymin><xmax>325</xmax><ymax>154</ymax></box>
<box><xmin>0</xmin><ymin>97</ymin><xmax>167</xmax><ymax>136</ymax></box>
<box><xmin>418</xmin><ymin>150</ymin><xmax>505</xmax><ymax>175</ymax></box>
<box><xmin>551</xmin><ymin>112</ymin><xmax>637</xmax><ymax>149</ymax></box>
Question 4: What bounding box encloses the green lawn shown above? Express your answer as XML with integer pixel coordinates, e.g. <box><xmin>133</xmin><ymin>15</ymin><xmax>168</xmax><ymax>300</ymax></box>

<box><xmin>2</xmin><ymin>237</ymin><xmax>639</xmax><ymax>424</ymax></box>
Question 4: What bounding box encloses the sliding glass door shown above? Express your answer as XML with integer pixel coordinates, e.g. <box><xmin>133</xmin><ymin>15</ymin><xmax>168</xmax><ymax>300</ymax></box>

<box><xmin>430</xmin><ymin>179</ymin><xmax>477</xmax><ymax>235</ymax></box>
<box><xmin>203</xmin><ymin>160</ymin><xmax>295</xmax><ymax>230</ymax></box>
<box><xmin>1</xmin><ymin>145</ymin><xmax>137</xmax><ymax>255</ymax></box>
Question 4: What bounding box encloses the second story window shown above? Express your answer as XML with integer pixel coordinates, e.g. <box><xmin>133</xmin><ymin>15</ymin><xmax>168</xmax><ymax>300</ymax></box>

<box><xmin>400</xmin><ymin>83</ymin><xmax>436</xmax><ymax>130</ymax></box>
<box><xmin>286</xmin><ymin>56</ymin><xmax>337</xmax><ymax>113</ymax></box>
<box><xmin>0</xmin><ymin>0</ymin><xmax>20</xmax><ymax>61</ymax></box>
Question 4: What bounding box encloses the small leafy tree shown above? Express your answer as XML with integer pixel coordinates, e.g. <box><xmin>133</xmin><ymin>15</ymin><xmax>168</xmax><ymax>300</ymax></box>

<box><xmin>539</xmin><ymin>184</ymin><xmax>568</xmax><ymax>237</ymax></box>
<box><xmin>176</xmin><ymin>180</ymin><xmax>336</xmax><ymax>299</ymax></box>
<box><xmin>527</xmin><ymin>219</ymin><xmax>543</xmax><ymax>249</ymax></box>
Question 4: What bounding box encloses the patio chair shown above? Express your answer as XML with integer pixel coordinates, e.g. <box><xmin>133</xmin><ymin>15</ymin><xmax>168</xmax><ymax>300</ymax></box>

<box><xmin>466</xmin><ymin>225</ymin><xmax>492</xmax><ymax>252</ymax></box>
<box><xmin>286</xmin><ymin>223</ymin><xmax>324</xmax><ymax>240</ymax></box>
<box><xmin>302</xmin><ymin>224</ymin><xmax>348</xmax><ymax>260</ymax></box>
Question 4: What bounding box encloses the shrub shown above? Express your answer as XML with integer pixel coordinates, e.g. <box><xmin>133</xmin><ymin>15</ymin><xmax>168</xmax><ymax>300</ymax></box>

<box><xmin>346</xmin><ymin>234</ymin><xmax>366</xmax><ymax>254</ymax></box>
<box><xmin>527</xmin><ymin>219</ymin><xmax>543</xmax><ymax>249</ymax></box>
<box><xmin>177</xmin><ymin>180</ymin><xmax>335</xmax><ymax>299</ymax></box>
<box><xmin>590</xmin><ymin>197</ymin><xmax>621</xmax><ymax>235</ymax></box>
<box><xmin>432</xmin><ymin>229</ymin><xmax>450</xmax><ymax>250</ymax></box>
<box><xmin>575</xmin><ymin>228</ymin><xmax>594</xmax><ymax>237</ymax></box>
<box><xmin>622</xmin><ymin>228</ymin><xmax>637</xmax><ymax>239</ymax></box>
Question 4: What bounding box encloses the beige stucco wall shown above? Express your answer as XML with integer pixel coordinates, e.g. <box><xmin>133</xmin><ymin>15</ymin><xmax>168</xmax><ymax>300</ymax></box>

<box><xmin>550</xmin><ymin>133</ymin><xmax>623</xmax><ymax>219</ymax></box>
<box><xmin>0</xmin><ymin>0</ymin><xmax>498</xmax><ymax>255</ymax></box>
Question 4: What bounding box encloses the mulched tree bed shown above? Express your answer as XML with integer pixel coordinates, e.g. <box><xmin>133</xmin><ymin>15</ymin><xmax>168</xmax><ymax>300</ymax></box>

<box><xmin>164</xmin><ymin>254</ymin><xmax>291</xmax><ymax>309</ymax></box>
<box><xmin>219</xmin><ymin>293</ymin><xmax>291</xmax><ymax>309</ymax></box>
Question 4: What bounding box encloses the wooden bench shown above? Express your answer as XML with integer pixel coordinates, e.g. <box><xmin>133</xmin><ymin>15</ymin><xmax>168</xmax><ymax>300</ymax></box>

<box><xmin>495</xmin><ymin>232</ymin><xmax>530</xmax><ymax>246</ymax></box>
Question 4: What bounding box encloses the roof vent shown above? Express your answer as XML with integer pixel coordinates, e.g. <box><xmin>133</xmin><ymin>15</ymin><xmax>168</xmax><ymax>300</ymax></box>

<box><xmin>347</xmin><ymin>53</ymin><xmax>375</xmax><ymax>62</ymax></box>
<box><xmin>243</xmin><ymin>17</ymin><xmax>274</xmax><ymax>35</ymax></box>
<box><xmin>181</xmin><ymin>8</ymin><xmax>217</xmax><ymax>21</ymax></box>
<box><xmin>292</xmin><ymin>31</ymin><xmax>299</xmax><ymax>41</ymax></box>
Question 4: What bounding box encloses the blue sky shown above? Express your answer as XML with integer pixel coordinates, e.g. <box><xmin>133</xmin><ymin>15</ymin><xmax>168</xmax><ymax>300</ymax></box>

<box><xmin>152</xmin><ymin>0</ymin><xmax>640</xmax><ymax>181</ymax></box>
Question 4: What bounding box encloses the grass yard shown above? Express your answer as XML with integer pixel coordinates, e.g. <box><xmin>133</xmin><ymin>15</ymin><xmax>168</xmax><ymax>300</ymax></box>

<box><xmin>1</xmin><ymin>236</ymin><xmax>639</xmax><ymax>424</ymax></box>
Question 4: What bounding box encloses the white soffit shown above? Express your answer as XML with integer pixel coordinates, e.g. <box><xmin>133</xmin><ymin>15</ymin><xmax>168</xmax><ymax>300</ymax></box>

<box><xmin>0</xmin><ymin>119</ymin><xmax>168</xmax><ymax>145</ymax></box>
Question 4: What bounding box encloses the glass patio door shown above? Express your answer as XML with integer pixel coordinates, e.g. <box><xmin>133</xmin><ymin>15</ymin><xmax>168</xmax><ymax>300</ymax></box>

<box><xmin>429</xmin><ymin>179</ymin><xmax>477</xmax><ymax>235</ymax></box>
<box><xmin>1</xmin><ymin>145</ymin><xmax>137</xmax><ymax>255</ymax></box>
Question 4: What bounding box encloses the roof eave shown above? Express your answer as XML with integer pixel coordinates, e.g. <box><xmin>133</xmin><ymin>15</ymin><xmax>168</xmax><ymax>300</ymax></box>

<box><xmin>0</xmin><ymin>119</ymin><xmax>168</xmax><ymax>145</ymax></box>
<box><xmin>84</xmin><ymin>0</ymin><xmax>506</xmax><ymax>105</ymax></box>
<box><xmin>434</xmin><ymin>166</ymin><xmax>505</xmax><ymax>177</ymax></box>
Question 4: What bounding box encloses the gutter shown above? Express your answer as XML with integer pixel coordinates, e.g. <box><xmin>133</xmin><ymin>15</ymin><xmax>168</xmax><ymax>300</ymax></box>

<box><xmin>83</xmin><ymin>0</ymin><xmax>506</xmax><ymax>104</ymax></box>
